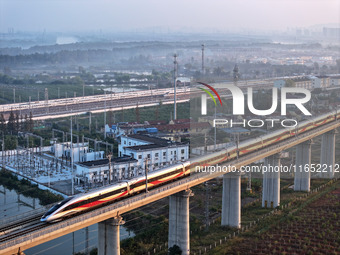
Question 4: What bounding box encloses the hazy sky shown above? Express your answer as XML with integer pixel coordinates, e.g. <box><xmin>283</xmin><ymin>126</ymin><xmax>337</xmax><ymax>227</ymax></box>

<box><xmin>0</xmin><ymin>0</ymin><xmax>339</xmax><ymax>33</ymax></box>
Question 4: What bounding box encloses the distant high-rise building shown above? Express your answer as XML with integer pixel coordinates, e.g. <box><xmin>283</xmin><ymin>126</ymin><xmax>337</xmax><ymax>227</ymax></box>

<box><xmin>323</xmin><ymin>27</ymin><xmax>340</xmax><ymax>38</ymax></box>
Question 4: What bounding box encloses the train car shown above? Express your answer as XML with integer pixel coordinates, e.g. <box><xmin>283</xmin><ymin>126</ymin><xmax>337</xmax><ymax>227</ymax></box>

<box><xmin>41</xmin><ymin>181</ymin><xmax>129</xmax><ymax>222</ymax></box>
<box><xmin>41</xmin><ymin>162</ymin><xmax>190</xmax><ymax>222</ymax></box>
<box><xmin>192</xmin><ymin>107</ymin><xmax>340</xmax><ymax>171</ymax></box>
<box><xmin>127</xmin><ymin>162</ymin><xmax>190</xmax><ymax>194</ymax></box>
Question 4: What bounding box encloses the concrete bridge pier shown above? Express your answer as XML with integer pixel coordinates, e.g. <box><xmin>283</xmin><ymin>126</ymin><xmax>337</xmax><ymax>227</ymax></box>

<box><xmin>294</xmin><ymin>140</ymin><xmax>313</xmax><ymax>192</ymax></box>
<box><xmin>98</xmin><ymin>216</ymin><xmax>125</xmax><ymax>255</ymax></box>
<box><xmin>262</xmin><ymin>154</ymin><xmax>280</xmax><ymax>208</ymax></box>
<box><xmin>168</xmin><ymin>189</ymin><xmax>193</xmax><ymax>255</ymax></box>
<box><xmin>320</xmin><ymin>129</ymin><xmax>337</xmax><ymax>179</ymax></box>
<box><xmin>221</xmin><ymin>171</ymin><xmax>241</xmax><ymax>228</ymax></box>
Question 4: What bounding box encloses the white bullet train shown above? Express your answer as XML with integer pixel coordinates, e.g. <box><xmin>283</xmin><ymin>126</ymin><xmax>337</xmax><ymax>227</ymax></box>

<box><xmin>41</xmin><ymin>108</ymin><xmax>340</xmax><ymax>222</ymax></box>
<box><xmin>41</xmin><ymin>162</ymin><xmax>191</xmax><ymax>222</ymax></box>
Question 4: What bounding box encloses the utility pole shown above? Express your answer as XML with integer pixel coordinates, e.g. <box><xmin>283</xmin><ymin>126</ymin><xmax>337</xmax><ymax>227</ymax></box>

<box><xmin>71</xmin><ymin>116</ymin><xmax>74</xmax><ymax>195</ymax></box>
<box><xmin>104</xmin><ymin>91</ymin><xmax>107</xmax><ymax>139</ymax></box>
<box><xmin>85</xmin><ymin>227</ymin><xmax>89</xmax><ymax>255</ymax></box>
<box><xmin>205</xmin><ymin>182</ymin><xmax>210</xmax><ymax>230</ymax></box>
<box><xmin>1</xmin><ymin>133</ymin><xmax>4</xmax><ymax>170</ymax></box>
<box><xmin>13</xmin><ymin>88</ymin><xmax>15</xmax><ymax>103</ymax></box>
<box><xmin>214</xmin><ymin>105</ymin><xmax>216</xmax><ymax>150</ymax></box>
<box><xmin>108</xmin><ymin>153</ymin><xmax>112</xmax><ymax>184</ymax></box>
<box><xmin>45</xmin><ymin>88</ymin><xmax>49</xmax><ymax>114</ymax></box>
<box><xmin>145</xmin><ymin>158</ymin><xmax>149</xmax><ymax>193</ymax></box>
<box><xmin>247</xmin><ymin>171</ymin><xmax>252</xmax><ymax>193</ymax></box>
<box><xmin>89</xmin><ymin>112</ymin><xmax>92</xmax><ymax>134</ymax></box>
<box><xmin>202</xmin><ymin>44</ymin><xmax>205</xmax><ymax>76</ymax></box>
<box><xmin>236</xmin><ymin>132</ymin><xmax>240</xmax><ymax>159</ymax></box>
<box><xmin>173</xmin><ymin>54</ymin><xmax>177</xmax><ymax>120</ymax></box>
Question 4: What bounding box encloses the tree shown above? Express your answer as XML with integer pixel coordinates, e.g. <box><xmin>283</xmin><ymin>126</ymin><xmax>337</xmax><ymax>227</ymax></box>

<box><xmin>213</xmin><ymin>66</ymin><xmax>224</xmax><ymax>76</ymax></box>
<box><xmin>313</xmin><ymin>62</ymin><xmax>319</xmax><ymax>74</ymax></box>
<box><xmin>24</xmin><ymin>114</ymin><xmax>28</xmax><ymax>131</ymax></box>
<box><xmin>4</xmin><ymin>135</ymin><xmax>16</xmax><ymax>150</ymax></box>
<box><xmin>336</xmin><ymin>59</ymin><xmax>340</xmax><ymax>73</ymax></box>
<box><xmin>155</xmin><ymin>103</ymin><xmax>159</xmax><ymax>120</ymax></box>
<box><xmin>0</xmin><ymin>114</ymin><xmax>6</xmax><ymax>133</ymax></box>
<box><xmin>233</xmin><ymin>64</ymin><xmax>240</xmax><ymax>81</ymax></box>
<box><xmin>28</xmin><ymin>112</ymin><xmax>34</xmax><ymax>132</ymax></box>
<box><xmin>169</xmin><ymin>245</ymin><xmax>182</xmax><ymax>255</ymax></box>
<box><xmin>15</xmin><ymin>113</ymin><xmax>20</xmax><ymax>132</ymax></box>
<box><xmin>285</xmin><ymin>79</ymin><xmax>295</xmax><ymax>87</ymax></box>
<box><xmin>7</xmin><ymin>111</ymin><xmax>15</xmax><ymax>134</ymax></box>
<box><xmin>320</xmin><ymin>65</ymin><xmax>328</xmax><ymax>75</ymax></box>
<box><xmin>135</xmin><ymin>103</ymin><xmax>140</xmax><ymax>123</ymax></box>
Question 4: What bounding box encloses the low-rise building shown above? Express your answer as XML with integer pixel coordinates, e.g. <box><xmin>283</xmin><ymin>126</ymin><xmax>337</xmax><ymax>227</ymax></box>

<box><xmin>311</xmin><ymin>76</ymin><xmax>330</xmax><ymax>89</ymax></box>
<box><xmin>119</xmin><ymin>134</ymin><xmax>189</xmax><ymax>170</ymax></box>
<box><xmin>75</xmin><ymin>157</ymin><xmax>138</xmax><ymax>185</ymax></box>
<box><xmin>274</xmin><ymin>77</ymin><xmax>313</xmax><ymax>90</ymax></box>
<box><xmin>105</xmin><ymin>122</ymin><xmax>158</xmax><ymax>138</ymax></box>
<box><xmin>330</xmin><ymin>76</ymin><xmax>340</xmax><ymax>87</ymax></box>
<box><xmin>107</xmin><ymin>119</ymin><xmax>210</xmax><ymax>141</ymax></box>
<box><xmin>291</xmin><ymin>77</ymin><xmax>313</xmax><ymax>89</ymax></box>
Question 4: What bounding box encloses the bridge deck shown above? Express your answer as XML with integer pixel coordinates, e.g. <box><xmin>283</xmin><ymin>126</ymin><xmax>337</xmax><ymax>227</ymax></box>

<box><xmin>0</xmin><ymin>119</ymin><xmax>339</xmax><ymax>255</ymax></box>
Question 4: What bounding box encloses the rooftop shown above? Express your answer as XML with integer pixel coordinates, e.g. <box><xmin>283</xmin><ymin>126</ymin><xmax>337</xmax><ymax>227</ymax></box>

<box><xmin>78</xmin><ymin>157</ymin><xmax>137</xmax><ymax>167</ymax></box>
<box><xmin>126</xmin><ymin>134</ymin><xmax>174</xmax><ymax>146</ymax></box>
<box><xmin>125</xmin><ymin>144</ymin><xmax>166</xmax><ymax>151</ymax></box>
<box><xmin>291</xmin><ymin>77</ymin><xmax>311</xmax><ymax>82</ymax></box>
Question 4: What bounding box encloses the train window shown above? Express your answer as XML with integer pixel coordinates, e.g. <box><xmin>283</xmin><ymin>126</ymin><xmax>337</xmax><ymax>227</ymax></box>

<box><xmin>148</xmin><ymin>168</ymin><xmax>183</xmax><ymax>183</ymax></box>
<box><xmin>131</xmin><ymin>181</ymin><xmax>145</xmax><ymax>189</ymax></box>
<box><xmin>43</xmin><ymin>197</ymin><xmax>73</xmax><ymax>216</ymax></box>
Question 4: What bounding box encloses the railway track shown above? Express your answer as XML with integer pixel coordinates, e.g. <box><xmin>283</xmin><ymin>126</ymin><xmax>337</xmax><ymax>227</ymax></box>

<box><xmin>0</xmin><ymin>80</ymin><xmax>273</xmax><ymax>118</ymax></box>
<box><xmin>0</xmin><ymin>221</ymin><xmax>47</xmax><ymax>243</ymax></box>
<box><xmin>0</xmin><ymin>214</ymin><xmax>43</xmax><ymax>238</ymax></box>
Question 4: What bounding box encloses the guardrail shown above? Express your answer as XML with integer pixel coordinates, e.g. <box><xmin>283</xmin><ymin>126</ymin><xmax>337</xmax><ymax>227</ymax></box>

<box><xmin>0</xmin><ymin>208</ymin><xmax>45</xmax><ymax>227</ymax></box>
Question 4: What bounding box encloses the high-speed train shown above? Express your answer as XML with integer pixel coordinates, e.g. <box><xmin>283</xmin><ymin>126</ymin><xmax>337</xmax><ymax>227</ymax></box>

<box><xmin>41</xmin><ymin>108</ymin><xmax>340</xmax><ymax>222</ymax></box>
<box><xmin>41</xmin><ymin>162</ymin><xmax>191</xmax><ymax>222</ymax></box>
